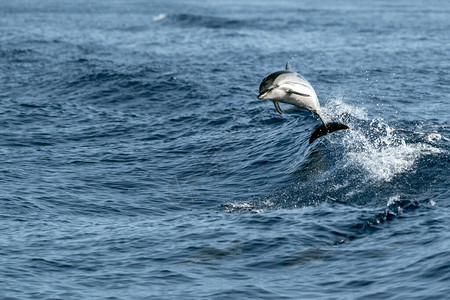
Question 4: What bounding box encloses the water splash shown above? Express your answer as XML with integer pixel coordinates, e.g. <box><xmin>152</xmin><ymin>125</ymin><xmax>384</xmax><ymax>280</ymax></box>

<box><xmin>344</xmin><ymin>121</ymin><xmax>442</xmax><ymax>182</ymax></box>
<box><xmin>322</xmin><ymin>97</ymin><xmax>443</xmax><ymax>182</ymax></box>
<box><xmin>323</xmin><ymin>96</ymin><xmax>368</xmax><ymax>121</ymax></box>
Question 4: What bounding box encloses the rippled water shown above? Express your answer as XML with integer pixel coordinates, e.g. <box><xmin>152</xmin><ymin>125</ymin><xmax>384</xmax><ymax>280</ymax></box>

<box><xmin>1</xmin><ymin>0</ymin><xmax>449</xmax><ymax>299</ymax></box>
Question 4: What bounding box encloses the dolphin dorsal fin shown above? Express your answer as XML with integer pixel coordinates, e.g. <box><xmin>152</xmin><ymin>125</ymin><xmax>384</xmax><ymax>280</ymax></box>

<box><xmin>285</xmin><ymin>62</ymin><xmax>290</xmax><ymax>70</ymax></box>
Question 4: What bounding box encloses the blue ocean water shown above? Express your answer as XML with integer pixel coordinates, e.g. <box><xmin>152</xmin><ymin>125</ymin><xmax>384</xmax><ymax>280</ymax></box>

<box><xmin>1</xmin><ymin>0</ymin><xmax>449</xmax><ymax>298</ymax></box>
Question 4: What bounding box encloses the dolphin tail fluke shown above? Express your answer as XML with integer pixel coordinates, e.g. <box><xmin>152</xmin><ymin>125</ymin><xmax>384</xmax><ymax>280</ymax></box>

<box><xmin>309</xmin><ymin>122</ymin><xmax>349</xmax><ymax>144</ymax></box>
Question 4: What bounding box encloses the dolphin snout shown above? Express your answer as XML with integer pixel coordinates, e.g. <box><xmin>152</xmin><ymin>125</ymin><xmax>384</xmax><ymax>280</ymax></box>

<box><xmin>257</xmin><ymin>91</ymin><xmax>267</xmax><ymax>100</ymax></box>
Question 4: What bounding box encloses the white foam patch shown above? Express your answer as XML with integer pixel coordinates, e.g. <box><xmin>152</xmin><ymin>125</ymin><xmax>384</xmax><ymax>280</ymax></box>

<box><xmin>223</xmin><ymin>200</ymin><xmax>274</xmax><ymax>213</ymax></box>
<box><xmin>426</xmin><ymin>133</ymin><xmax>442</xmax><ymax>142</ymax></box>
<box><xmin>153</xmin><ymin>13</ymin><xmax>167</xmax><ymax>22</ymax></box>
<box><xmin>343</xmin><ymin>121</ymin><xmax>442</xmax><ymax>182</ymax></box>
<box><xmin>318</xmin><ymin>97</ymin><xmax>443</xmax><ymax>182</ymax></box>
<box><xmin>387</xmin><ymin>195</ymin><xmax>401</xmax><ymax>206</ymax></box>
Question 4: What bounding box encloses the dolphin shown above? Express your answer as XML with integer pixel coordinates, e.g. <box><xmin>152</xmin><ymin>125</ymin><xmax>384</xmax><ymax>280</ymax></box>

<box><xmin>257</xmin><ymin>62</ymin><xmax>348</xmax><ymax>143</ymax></box>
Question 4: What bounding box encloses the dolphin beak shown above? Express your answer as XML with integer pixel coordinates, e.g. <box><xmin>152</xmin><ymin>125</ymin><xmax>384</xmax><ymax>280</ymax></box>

<box><xmin>257</xmin><ymin>91</ymin><xmax>267</xmax><ymax>100</ymax></box>
<box><xmin>258</xmin><ymin>86</ymin><xmax>275</xmax><ymax>100</ymax></box>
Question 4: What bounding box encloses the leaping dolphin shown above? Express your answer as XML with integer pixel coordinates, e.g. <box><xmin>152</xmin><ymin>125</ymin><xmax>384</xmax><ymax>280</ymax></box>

<box><xmin>257</xmin><ymin>62</ymin><xmax>348</xmax><ymax>143</ymax></box>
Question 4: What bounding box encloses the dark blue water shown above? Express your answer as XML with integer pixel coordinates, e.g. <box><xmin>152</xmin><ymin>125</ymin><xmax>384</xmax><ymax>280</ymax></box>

<box><xmin>1</xmin><ymin>0</ymin><xmax>449</xmax><ymax>298</ymax></box>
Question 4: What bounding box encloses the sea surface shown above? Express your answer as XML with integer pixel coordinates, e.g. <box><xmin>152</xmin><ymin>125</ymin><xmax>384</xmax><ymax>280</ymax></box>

<box><xmin>1</xmin><ymin>0</ymin><xmax>449</xmax><ymax>299</ymax></box>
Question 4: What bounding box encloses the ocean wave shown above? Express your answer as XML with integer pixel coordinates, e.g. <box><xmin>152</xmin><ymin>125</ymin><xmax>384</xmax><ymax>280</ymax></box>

<box><xmin>156</xmin><ymin>13</ymin><xmax>248</xmax><ymax>29</ymax></box>
<box><xmin>220</xmin><ymin>196</ymin><xmax>435</xmax><ymax>252</ymax></box>
<box><xmin>329</xmin><ymin>197</ymin><xmax>436</xmax><ymax>245</ymax></box>
<box><xmin>221</xmin><ymin>96</ymin><xmax>446</xmax><ymax>212</ymax></box>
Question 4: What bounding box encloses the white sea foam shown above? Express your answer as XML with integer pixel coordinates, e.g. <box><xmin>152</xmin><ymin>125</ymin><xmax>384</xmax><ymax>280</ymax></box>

<box><xmin>323</xmin><ymin>97</ymin><xmax>443</xmax><ymax>182</ymax></box>
<box><xmin>223</xmin><ymin>200</ymin><xmax>274</xmax><ymax>213</ymax></box>
<box><xmin>387</xmin><ymin>195</ymin><xmax>401</xmax><ymax>206</ymax></box>
<box><xmin>426</xmin><ymin>133</ymin><xmax>442</xmax><ymax>142</ymax></box>
<box><xmin>343</xmin><ymin>120</ymin><xmax>442</xmax><ymax>182</ymax></box>
<box><xmin>153</xmin><ymin>13</ymin><xmax>167</xmax><ymax>22</ymax></box>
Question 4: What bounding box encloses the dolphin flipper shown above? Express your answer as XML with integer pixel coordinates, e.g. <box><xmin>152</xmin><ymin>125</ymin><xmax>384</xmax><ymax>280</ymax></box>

<box><xmin>309</xmin><ymin>122</ymin><xmax>348</xmax><ymax>144</ymax></box>
<box><xmin>273</xmin><ymin>101</ymin><xmax>283</xmax><ymax>114</ymax></box>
